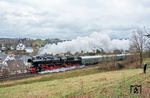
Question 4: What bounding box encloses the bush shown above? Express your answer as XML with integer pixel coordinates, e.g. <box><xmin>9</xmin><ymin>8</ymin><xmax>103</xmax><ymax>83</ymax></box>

<box><xmin>116</xmin><ymin>63</ymin><xmax>124</xmax><ymax>69</ymax></box>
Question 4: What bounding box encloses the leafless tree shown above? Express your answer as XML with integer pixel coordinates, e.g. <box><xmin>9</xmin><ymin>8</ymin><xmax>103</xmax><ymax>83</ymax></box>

<box><xmin>130</xmin><ymin>28</ymin><xmax>146</xmax><ymax>66</ymax></box>
<box><xmin>143</xmin><ymin>27</ymin><xmax>150</xmax><ymax>57</ymax></box>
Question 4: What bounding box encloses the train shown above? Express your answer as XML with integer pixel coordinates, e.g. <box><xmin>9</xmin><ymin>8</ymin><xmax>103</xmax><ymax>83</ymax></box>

<box><xmin>27</xmin><ymin>55</ymin><xmax>81</xmax><ymax>73</ymax></box>
<box><xmin>27</xmin><ymin>54</ymin><xmax>130</xmax><ymax>73</ymax></box>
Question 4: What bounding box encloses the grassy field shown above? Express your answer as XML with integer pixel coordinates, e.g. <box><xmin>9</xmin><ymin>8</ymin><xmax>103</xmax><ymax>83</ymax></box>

<box><xmin>0</xmin><ymin>58</ymin><xmax>150</xmax><ymax>98</ymax></box>
<box><xmin>0</xmin><ymin>66</ymin><xmax>100</xmax><ymax>88</ymax></box>
<box><xmin>0</xmin><ymin>67</ymin><xmax>150</xmax><ymax>98</ymax></box>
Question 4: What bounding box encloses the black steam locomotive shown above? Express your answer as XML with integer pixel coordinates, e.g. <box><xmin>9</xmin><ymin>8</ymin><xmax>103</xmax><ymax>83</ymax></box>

<box><xmin>27</xmin><ymin>55</ymin><xmax>82</xmax><ymax>73</ymax></box>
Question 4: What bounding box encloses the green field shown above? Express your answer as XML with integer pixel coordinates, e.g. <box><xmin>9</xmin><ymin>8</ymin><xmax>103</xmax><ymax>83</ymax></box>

<box><xmin>0</xmin><ymin>66</ymin><xmax>150</xmax><ymax>98</ymax></box>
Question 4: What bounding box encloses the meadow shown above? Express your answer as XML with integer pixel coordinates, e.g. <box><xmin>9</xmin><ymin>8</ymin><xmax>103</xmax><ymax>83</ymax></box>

<box><xmin>0</xmin><ymin>59</ymin><xmax>150</xmax><ymax>98</ymax></box>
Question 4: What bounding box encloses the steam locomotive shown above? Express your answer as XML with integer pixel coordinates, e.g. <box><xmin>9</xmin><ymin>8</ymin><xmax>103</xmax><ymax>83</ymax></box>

<box><xmin>27</xmin><ymin>54</ymin><xmax>129</xmax><ymax>73</ymax></box>
<box><xmin>27</xmin><ymin>55</ymin><xmax>82</xmax><ymax>73</ymax></box>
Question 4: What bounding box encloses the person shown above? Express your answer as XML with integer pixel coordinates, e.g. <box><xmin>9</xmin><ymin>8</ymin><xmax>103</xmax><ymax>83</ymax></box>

<box><xmin>143</xmin><ymin>63</ymin><xmax>147</xmax><ymax>74</ymax></box>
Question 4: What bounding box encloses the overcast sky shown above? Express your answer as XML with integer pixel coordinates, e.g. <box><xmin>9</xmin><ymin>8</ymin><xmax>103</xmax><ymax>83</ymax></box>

<box><xmin>0</xmin><ymin>0</ymin><xmax>150</xmax><ymax>39</ymax></box>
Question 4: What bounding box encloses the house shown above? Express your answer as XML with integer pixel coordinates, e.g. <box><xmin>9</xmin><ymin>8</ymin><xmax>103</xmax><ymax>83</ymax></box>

<box><xmin>1</xmin><ymin>44</ymin><xmax>6</xmax><ymax>51</ymax></box>
<box><xmin>10</xmin><ymin>45</ymin><xmax>15</xmax><ymax>50</ymax></box>
<box><xmin>0</xmin><ymin>54</ymin><xmax>29</xmax><ymax>76</ymax></box>
<box><xmin>7</xmin><ymin>60</ymin><xmax>27</xmax><ymax>75</ymax></box>
<box><xmin>16</xmin><ymin>42</ymin><xmax>26</xmax><ymax>50</ymax></box>
<box><xmin>25</xmin><ymin>47</ymin><xmax>33</xmax><ymax>54</ymax></box>
<box><xmin>2</xmin><ymin>54</ymin><xmax>16</xmax><ymax>65</ymax></box>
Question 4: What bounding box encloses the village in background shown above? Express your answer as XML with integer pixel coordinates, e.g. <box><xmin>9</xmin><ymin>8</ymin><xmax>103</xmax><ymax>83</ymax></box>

<box><xmin>0</xmin><ymin>38</ymin><xmax>70</xmax><ymax>76</ymax></box>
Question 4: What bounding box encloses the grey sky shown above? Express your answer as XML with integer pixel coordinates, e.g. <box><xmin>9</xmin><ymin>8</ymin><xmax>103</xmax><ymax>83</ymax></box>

<box><xmin>0</xmin><ymin>0</ymin><xmax>150</xmax><ymax>39</ymax></box>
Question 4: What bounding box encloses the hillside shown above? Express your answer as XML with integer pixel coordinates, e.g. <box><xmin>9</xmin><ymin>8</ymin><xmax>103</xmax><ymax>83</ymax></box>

<box><xmin>0</xmin><ymin>67</ymin><xmax>150</xmax><ymax>98</ymax></box>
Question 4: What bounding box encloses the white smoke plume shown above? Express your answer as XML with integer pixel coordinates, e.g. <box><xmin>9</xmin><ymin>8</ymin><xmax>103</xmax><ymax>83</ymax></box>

<box><xmin>38</xmin><ymin>32</ymin><xmax>129</xmax><ymax>55</ymax></box>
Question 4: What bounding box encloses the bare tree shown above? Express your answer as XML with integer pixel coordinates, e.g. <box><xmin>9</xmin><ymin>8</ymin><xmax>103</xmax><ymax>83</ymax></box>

<box><xmin>143</xmin><ymin>27</ymin><xmax>150</xmax><ymax>57</ymax></box>
<box><xmin>130</xmin><ymin>28</ymin><xmax>146</xmax><ymax>66</ymax></box>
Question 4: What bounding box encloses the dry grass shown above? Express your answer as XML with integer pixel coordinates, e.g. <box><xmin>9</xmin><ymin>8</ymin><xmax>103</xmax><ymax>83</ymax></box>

<box><xmin>0</xmin><ymin>66</ymin><xmax>99</xmax><ymax>88</ymax></box>
<box><xmin>0</xmin><ymin>68</ymin><xmax>149</xmax><ymax>98</ymax></box>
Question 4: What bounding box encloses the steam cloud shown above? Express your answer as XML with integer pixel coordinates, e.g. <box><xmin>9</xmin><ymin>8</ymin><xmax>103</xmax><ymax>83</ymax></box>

<box><xmin>39</xmin><ymin>32</ymin><xmax>129</xmax><ymax>55</ymax></box>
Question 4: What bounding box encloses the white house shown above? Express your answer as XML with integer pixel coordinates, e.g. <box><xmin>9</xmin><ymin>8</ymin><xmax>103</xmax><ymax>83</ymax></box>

<box><xmin>1</xmin><ymin>44</ymin><xmax>6</xmax><ymax>51</ymax></box>
<box><xmin>16</xmin><ymin>43</ymin><xmax>26</xmax><ymax>50</ymax></box>
<box><xmin>25</xmin><ymin>47</ymin><xmax>33</xmax><ymax>53</ymax></box>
